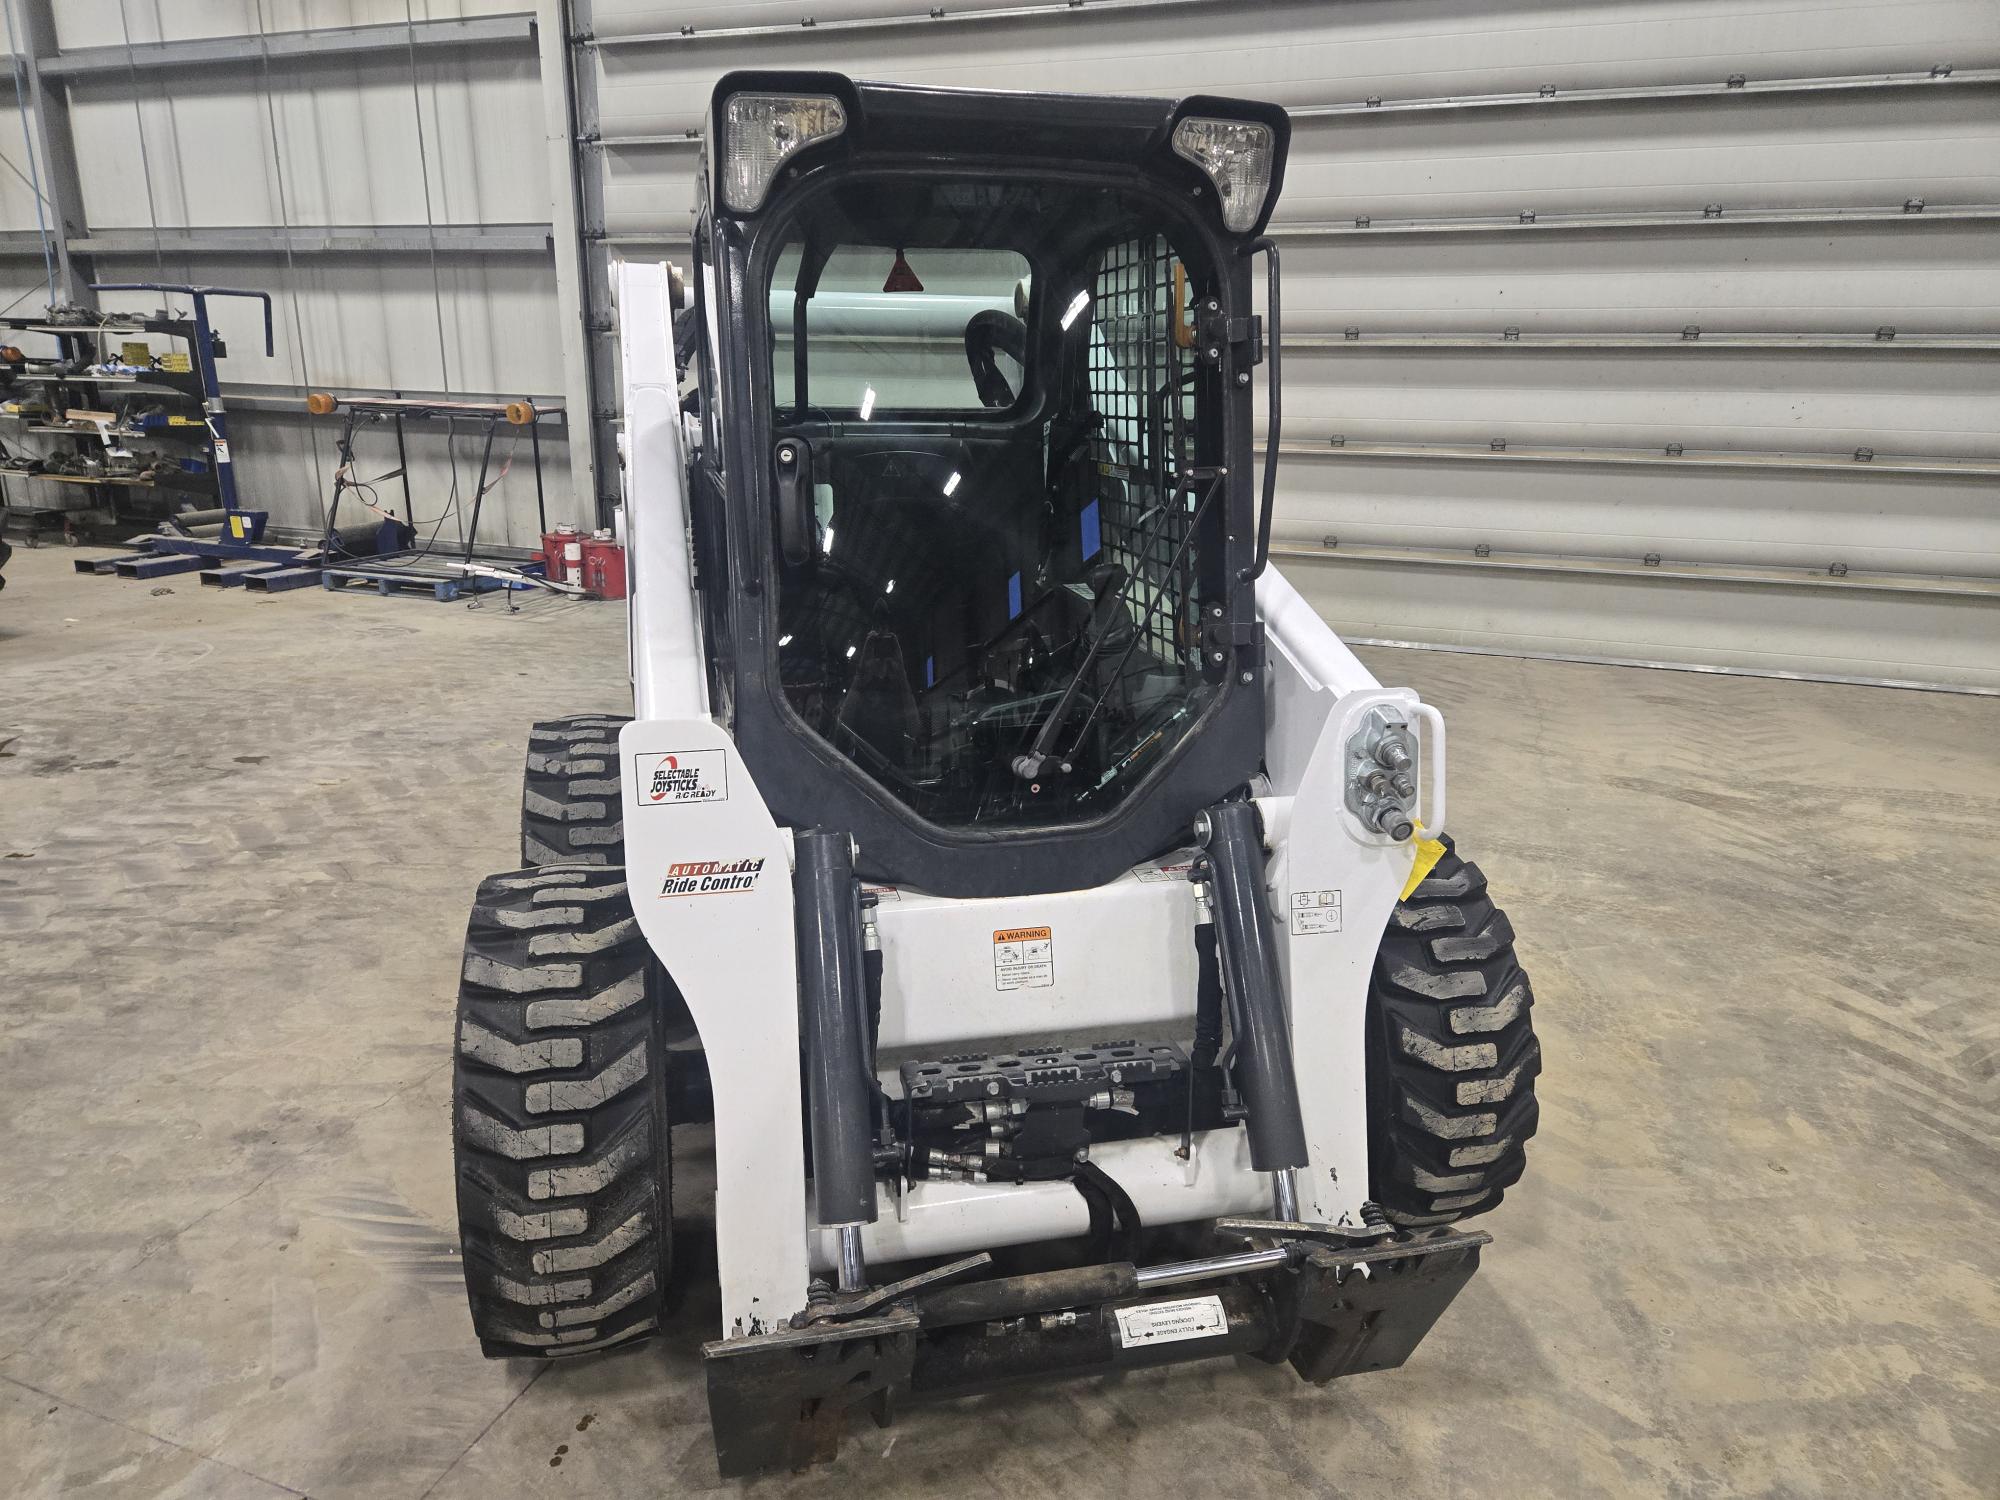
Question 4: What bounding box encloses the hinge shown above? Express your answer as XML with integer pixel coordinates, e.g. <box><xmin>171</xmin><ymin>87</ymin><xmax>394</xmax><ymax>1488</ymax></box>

<box><xmin>1196</xmin><ymin>306</ymin><xmax>1262</xmax><ymax>368</ymax></box>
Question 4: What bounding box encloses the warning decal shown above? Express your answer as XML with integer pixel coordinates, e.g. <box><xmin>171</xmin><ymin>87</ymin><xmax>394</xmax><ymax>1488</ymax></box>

<box><xmin>1290</xmin><ymin>889</ymin><xmax>1343</xmax><ymax>936</ymax></box>
<box><xmin>1113</xmin><ymin>1294</ymin><xmax>1228</xmax><ymax>1348</ymax></box>
<box><xmin>992</xmin><ymin>926</ymin><xmax>1054</xmax><ymax>991</ymax></box>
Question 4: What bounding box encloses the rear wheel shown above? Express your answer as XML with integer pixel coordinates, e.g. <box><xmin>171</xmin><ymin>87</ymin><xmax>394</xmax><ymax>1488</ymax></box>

<box><xmin>521</xmin><ymin>715</ymin><xmax>629</xmax><ymax>867</ymax></box>
<box><xmin>453</xmin><ymin>863</ymin><xmax>672</xmax><ymax>1356</ymax></box>
<box><xmin>1366</xmin><ymin>839</ymin><xmax>1541</xmax><ymax>1225</ymax></box>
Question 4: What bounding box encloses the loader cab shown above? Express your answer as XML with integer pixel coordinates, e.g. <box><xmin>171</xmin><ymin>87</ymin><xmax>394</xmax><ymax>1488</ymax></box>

<box><xmin>688</xmin><ymin>73</ymin><xmax>1289</xmax><ymax>897</ymax></box>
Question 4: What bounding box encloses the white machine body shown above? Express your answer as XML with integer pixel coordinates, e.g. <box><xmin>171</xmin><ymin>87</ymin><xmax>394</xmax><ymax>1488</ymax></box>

<box><xmin>612</xmin><ymin>261</ymin><xmax>1442</xmax><ymax>1338</ymax></box>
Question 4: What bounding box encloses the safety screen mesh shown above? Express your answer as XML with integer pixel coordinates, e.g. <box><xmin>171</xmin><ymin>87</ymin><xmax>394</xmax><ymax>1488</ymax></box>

<box><xmin>1088</xmin><ymin>235</ymin><xmax>1200</xmax><ymax>669</ymax></box>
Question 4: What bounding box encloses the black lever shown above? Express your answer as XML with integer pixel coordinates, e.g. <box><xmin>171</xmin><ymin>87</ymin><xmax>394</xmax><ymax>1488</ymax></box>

<box><xmin>774</xmin><ymin>437</ymin><xmax>812</xmax><ymax>566</ymax></box>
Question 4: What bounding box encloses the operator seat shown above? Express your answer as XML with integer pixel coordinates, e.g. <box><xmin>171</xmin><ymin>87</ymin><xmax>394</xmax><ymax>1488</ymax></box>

<box><xmin>835</xmin><ymin>630</ymin><xmax>922</xmax><ymax>769</ymax></box>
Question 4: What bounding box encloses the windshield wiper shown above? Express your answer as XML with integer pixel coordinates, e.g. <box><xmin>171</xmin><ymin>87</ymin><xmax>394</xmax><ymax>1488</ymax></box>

<box><xmin>1011</xmin><ymin>467</ymin><xmax>1224</xmax><ymax>782</ymax></box>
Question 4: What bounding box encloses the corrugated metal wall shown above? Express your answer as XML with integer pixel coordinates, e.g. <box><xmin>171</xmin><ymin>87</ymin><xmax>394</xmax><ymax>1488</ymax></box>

<box><xmin>3</xmin><ymin>1</ymin><xmax>1992</xmax><ymax>685</ymax></box>
<box><xmin>580</xmin><ymin>0</ymin><xmax>2000</xmax><ymax>689</ymax></box>
<box><xmin>0</xmin><ymin>1</ymin><xmax>580</xmax><ymax>551</ymax></box>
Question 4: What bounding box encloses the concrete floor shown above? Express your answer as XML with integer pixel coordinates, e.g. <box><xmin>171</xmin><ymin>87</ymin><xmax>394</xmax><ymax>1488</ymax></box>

<box><xmin>1</xmin><ymin>539</ymin><xmax>1996</xmax><ymax>1500</ymax></box>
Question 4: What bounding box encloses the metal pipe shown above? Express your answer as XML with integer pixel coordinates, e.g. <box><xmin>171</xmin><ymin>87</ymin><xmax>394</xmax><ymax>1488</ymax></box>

<box><xmin>1290</xmin><ymin>65</ymin><xmax>1999</xmax><ymax>120</ymax></box>
<box><xmin>1270</xmin><ymin>542</ymin><xmax>2000</xmax><ymax>602</ymax></box>
<box><xmin>1272</xmin><ymin>1167</ymin><xmax>1300</xmax><ymax>1223</ymax></box>
<box><xmin>1287</xmin><ymin>332</ymin><xmax>2000</xmax><ymax>353</ymax></box>
<box><xmin>1342</xmin><ymin>634</ymin><xmax>2000</xmax><ymax>701</ymax></box>
<box><xmin>592</xmin><ymin>0</ymin><xmax>1217</xmax><ymax>48</ymax></box>
<box><xmin>1269</xmin><ymin>202</ymin><xmax>2000</xmax><ymax>239</ymax></box>
<box><xmin>1132</xmin><ymin>1246</ymin><xmax>1291</xmax><ymax>1291</ymax></box>
<box><xmin>836</xmin><ymin>1225</ymin><xmax>866</xmax><ymax>1294</ymax></box>
<box><xmin>588</xmin><ymin>67</ymin><xmax>2000</xmax><ymax>152</ymax></box>
<box><xmin>1278</xmin><ymin>439</ymin><xmax>2000</xmax><ymax>480</ymax></box>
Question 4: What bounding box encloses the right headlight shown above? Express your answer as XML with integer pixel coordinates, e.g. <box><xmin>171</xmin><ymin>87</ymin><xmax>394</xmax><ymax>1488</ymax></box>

<box><xmin>1172</xmin><ymin>116</ymin><xmax>1276</xmax><ymax>233</ymax></box>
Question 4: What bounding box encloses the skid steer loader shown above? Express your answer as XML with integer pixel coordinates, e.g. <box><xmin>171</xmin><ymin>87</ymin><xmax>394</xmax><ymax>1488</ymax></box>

<box><xmin>454</xmin><ymin>72</ymin><xmax>1540</xmax><ymax>1476</ymax></box>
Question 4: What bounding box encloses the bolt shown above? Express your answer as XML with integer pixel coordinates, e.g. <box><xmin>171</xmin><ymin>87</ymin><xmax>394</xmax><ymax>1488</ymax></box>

<box><xmin>1210</xmin><ymin>651</ymin><xmax>1226</xmax><ymax>665</ymax></box>
<box><xmin>986</xmin><ymin>1081</ymin><xmax>1000</xmax><ymax>1096</ymax></box>
<box><xmin>1374</xmin><ymin>736</ymin><xmax>1412</xmax><ymax>772</ymax></box>
<box><xmin>1371</xmin><ymin>802</ymin><xmax>1415</xmax><ymax>841</ymax></box>
<box><xmin>1235</xmin><ymin>371</ymin><xmax>1250</xmax><ymax>386</ymax></box>
<box><xmin>1239</xmin><ymin>670</ymin><xmax>1254</xmax><ymax>685</ymax></box>
<box><xmin>777</xmin><ymin>447</ymin><xmax>796</xmax><ymax>466</ymax></box>
<box><xmin>1390</xmin><ymin>773</ymin><xmax>1416</xmax><ymax>798</ymax></box>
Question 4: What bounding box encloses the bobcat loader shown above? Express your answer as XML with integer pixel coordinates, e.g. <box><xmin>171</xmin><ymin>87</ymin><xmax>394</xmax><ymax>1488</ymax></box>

<box><xmin>452</xmin><ymin>72</ymin><xmax>1540</xmax><ymax>1477</ymax></box>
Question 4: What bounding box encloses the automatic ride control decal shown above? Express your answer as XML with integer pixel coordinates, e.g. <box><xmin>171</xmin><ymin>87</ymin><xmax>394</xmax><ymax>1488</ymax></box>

<box><xmin>634</xmin><ymin>750</ymin><xmax>728</xmax><ymax>807</ymax></box>
<box><xmin>1113</xmin><ymin>1294</ymin><xmax>1228</xmax><ymax>1347</ymax></box>
<box><xmin>992</xmin><ymin>927</ymin><xmax>1054</xmax><ymax>991</ymax></box>
<box><xmin>658</xmin><ymin>857</ymin><xmax>765</xmax><ymax>897</ymax></box>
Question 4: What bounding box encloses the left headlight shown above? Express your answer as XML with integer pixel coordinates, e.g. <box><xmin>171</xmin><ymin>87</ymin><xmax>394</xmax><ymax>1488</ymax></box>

<box><xmin>1172</xmin><ymin>116</ymin><xmax>1276</xmax><ymax>234</ymax></box>
<box><xmin>720</xmin><ymin>93</ymin><xmax>848</xmax><ymax>214</ymax></box>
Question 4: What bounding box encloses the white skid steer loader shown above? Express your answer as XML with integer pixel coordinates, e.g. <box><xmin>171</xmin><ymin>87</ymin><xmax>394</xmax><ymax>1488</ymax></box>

<box><xmin>454</xmin><ymin>72</ymin><xmax>1540</xmax><ymax>1477</ymax></box>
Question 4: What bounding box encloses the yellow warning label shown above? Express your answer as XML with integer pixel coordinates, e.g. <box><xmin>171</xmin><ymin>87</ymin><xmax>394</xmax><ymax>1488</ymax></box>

<box><xmin>1400</xmin><ymin>821</ymin><xmax>1448</xmax><ymax>902</ymax></box>
<box><xmin>992</xmin><ymin>927</ymin><xmax>1054</xmax><ymax>991</ymax></box>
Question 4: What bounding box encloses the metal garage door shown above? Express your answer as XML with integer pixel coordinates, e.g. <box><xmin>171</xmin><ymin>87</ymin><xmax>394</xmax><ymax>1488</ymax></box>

<box><xmin>569</xmin><ymin>0</ymin><xmax>2000</xmax><ymax>689</ymax></box>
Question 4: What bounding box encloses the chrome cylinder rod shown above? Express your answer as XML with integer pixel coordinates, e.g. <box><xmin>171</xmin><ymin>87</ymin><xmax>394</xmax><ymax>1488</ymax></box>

<box><xmin>836</xmin><ymin>1224</ymin><xmax>867</xmax><ymax>1293</ymax></box>
<box><xmin>1272</xmin><ymin>1166</ymin><xmax>1301</xmax><ymax>1222</ymax></box>
<box><xmin>1132</xmin><ymin>1246</ymin><xmax>1292</xmax><ymax>1291</ymax></box>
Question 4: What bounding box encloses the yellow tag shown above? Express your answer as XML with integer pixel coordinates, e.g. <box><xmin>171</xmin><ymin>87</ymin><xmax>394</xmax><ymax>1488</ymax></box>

<box><xmin>1400</xmin><ymin>820</ymin><xmax>1448</xmax><ymax>901</ymax></box>
<box><xmin>159</xmin><ymin>352</ymin><xmax>192</xmax><ymax>373</ymax></box>
<box><xmin>229</xmin><ymin>515</ymin><xmax>246</xmax><ymax>538</ymax></box>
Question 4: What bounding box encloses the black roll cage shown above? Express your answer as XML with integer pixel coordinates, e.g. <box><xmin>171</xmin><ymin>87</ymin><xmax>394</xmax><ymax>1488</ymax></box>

<box><xmin>687</xmin><ymin>74</ymin><xmax>1287</xmax><ymax>898</ymax></box>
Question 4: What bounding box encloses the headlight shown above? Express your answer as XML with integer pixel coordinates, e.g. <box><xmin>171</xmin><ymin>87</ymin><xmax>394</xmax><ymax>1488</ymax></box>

<box><xmin>1172</xmin><ymin>116</ymin><xmax>1276</xmax><ymax>233</ymax></box>
<box><xmin>720</xmin><ymin>93</ymin><xmax>847</xmax><ymax>213</ymax></box>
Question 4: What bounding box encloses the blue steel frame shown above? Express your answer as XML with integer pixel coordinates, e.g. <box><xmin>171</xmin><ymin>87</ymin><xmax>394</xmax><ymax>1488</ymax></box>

<box><xmin>90</xmin><ymin>282</ymin><xmax>273</xmax><ymax>537</ymax></box>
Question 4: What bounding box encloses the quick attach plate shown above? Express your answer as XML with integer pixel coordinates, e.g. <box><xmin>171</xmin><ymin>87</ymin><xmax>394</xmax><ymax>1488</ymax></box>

<box><xmin>900</xmin><ymin>1040</ymin><xmax>1184</xmax><ymax>1106</ymax></box>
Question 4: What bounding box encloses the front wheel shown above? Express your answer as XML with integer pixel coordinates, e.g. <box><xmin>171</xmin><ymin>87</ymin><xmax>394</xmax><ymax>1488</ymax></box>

<box><xmin>452</xmin><ymin>863</ymin><xmax>673</xmax><ymax>1356</ymax></box>
<box><xmin>1365</xmin><ymin>839</ymin><xmax>1542</xmax><ymax>1225</ymax></box>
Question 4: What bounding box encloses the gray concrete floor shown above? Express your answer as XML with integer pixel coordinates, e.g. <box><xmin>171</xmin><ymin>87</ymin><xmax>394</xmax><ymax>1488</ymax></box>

<box><xmin>1</xmin><ymin>540</ymin><xmax>1996</xmax><ymax>1500</ymax></box>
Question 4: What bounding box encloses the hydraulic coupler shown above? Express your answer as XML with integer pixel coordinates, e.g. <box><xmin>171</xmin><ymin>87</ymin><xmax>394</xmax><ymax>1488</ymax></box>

<box><xmin>1195</xmin><ymin>801</ymin><xmax>1310</xmax><ymax>1217</ymax></box>
<box><xmin>793</xmin><ymin>829</ymin><xmax>878</xmax><ymax>1290</ymax></box>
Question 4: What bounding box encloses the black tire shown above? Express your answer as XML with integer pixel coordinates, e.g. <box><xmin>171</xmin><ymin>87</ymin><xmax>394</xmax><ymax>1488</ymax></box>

<box><xmin>453</xmin><ymin>864</ymin><xmax>672</xmax><ymax>1357</ymax></box>
<box><xmin>1366</xmin><ymin>838</ymin><xmax>1541</xmax><ymax>1225</ymax></box>
<box><xmin>521</xmin><ymin>715</ymin><xmax>630</xmax><ymax>867</ymax></box>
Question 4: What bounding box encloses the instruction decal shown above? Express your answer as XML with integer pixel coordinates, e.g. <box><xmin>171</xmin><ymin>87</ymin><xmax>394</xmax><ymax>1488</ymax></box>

<box><xmin>1114</xmin><ymin>1294</ymin><xmax>1228</xmax><ymax>1348</ymax></box>
<box><xmin>1290</xmin><ymin>889</ymin><xmax>1343</xmax><ymax>936</ymax></box>
<box><xmin>1131</xmin><ymin>849</ymin><xmax>1196</xmax><ymax>885</ymax></box>
<box><xmin>992</xmin><ymin>927</ymin><xmax>1055</xmax><ymax>991</ymax></box>
<box><xmin>635</xmin><ymin>749</ymin><xmax>728</xmax><ymax>807</ymax></box>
